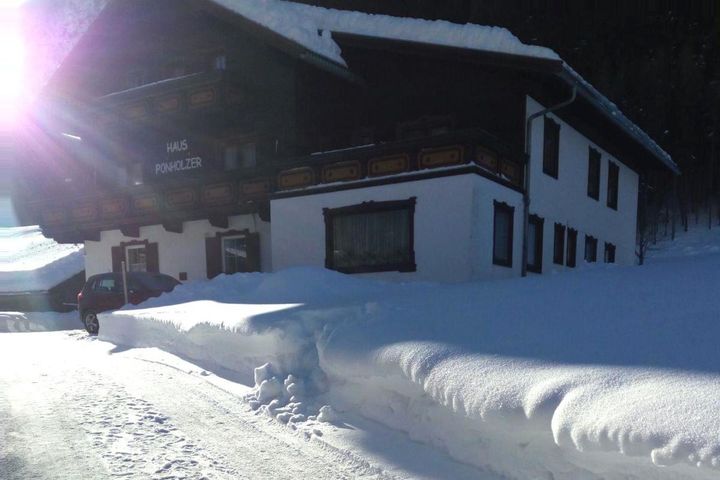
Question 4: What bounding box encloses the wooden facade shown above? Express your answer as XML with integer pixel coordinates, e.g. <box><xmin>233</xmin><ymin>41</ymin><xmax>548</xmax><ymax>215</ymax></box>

<box><xmin>15</xmin><ymin>0</ymin><xmax>668</xmax><ymax>250</ymax></box>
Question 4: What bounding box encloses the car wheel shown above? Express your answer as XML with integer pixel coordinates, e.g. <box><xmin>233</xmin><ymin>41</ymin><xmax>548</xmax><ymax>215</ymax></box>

<box><xmin>83</xmin><ymin>311</ymin><xmax>99</xmax><ymax>335</ymax></box>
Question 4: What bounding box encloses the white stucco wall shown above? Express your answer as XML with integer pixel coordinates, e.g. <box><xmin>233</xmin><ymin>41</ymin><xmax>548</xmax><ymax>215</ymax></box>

<box><xmin>271</xmin><ymin>174</ymin><xmax>523</xmax><ymax>283</ymax></box>
<box><xmin>527</xmin><ymin>96</ymin><xmax>640</xmax><ymax>270</ymax></box>
<box><xmin>84</xmin><ymin>214</ymin><xmax>271</xmax><ymax>281</ymax></box>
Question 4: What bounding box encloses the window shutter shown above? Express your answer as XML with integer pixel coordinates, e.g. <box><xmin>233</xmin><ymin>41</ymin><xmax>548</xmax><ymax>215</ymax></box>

<box><xmin>146</xmin><ymin>242</ymin><xmax>159</xmax><ymax>273</ymax></box>
<box><xmin>205</xmin><ymin>236</ymin><xmax>222</xmax><ymax>279</ymax></box>
<box><xmin>111</xmin><ymin>246</ymin><xmax>123</xmax><ymax>273</ymax></box>
<box><xmin>245</xmin><ymin>233</ymin><xmax>261</xmax><ymax>272</ymax></box>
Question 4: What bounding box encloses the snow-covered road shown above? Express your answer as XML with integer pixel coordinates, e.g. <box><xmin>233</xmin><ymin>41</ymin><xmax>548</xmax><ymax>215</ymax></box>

<box><xmin>0</xmin><ymin>331</ymin><xmax>393</xmax><ymax>479</ymax></box>
<box><xmin>0</xmin><ymin>331</ymin><xmax>491</xmax><ymax>480</ymax></box>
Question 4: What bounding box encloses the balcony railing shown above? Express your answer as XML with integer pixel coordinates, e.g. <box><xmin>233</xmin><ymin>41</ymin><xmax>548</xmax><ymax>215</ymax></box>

<box><xmin>28</xmin><ymin>128</ymin><xmax>525</xmax><ymax>243</ymax></box>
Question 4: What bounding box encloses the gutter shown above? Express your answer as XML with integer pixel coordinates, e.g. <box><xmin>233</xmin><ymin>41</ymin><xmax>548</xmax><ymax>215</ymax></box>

<box><xmin>556</xmin><ymin>66</ymin><xmax>680</xmax><ymax>175</ymax></box>
<box><xmin>521</xmin><ymin>86</ymin><xmax>577</xmax><ymax>277</ymax></box>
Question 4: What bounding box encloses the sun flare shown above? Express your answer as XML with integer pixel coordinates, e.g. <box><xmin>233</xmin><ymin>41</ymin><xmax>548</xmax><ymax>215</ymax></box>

<box><xmin>0</xmin><ymin>4</ymin><xmax>26</xmax><ymax>122</ymax></box>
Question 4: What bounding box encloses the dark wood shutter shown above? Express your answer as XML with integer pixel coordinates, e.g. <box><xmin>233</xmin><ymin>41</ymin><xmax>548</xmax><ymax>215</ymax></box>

<box><xmin>607</xmin><ymin>162</ymin><xmax>619</xmax><ymax>210</ymax></box>
<box><xmin>146</xmin><ymin>242</ymin><xmax>159</xmax><ymax>273</ymax></box>
<box><xmin>111</xmin><ymin>246</ymin><xmax>123</xmax><ymax>273</ymax></box>
<box><xmin>542</xmin><ymin>117</ymin><xmax>560</xmax><ymax>178</ymax></box>
<box><xmin>566</xmin><ymin>228</ymin><xmax>578</xmax><ymax>268</ymax></box>
<box><xmin>553</xmin><ymin>223</ymin><xmax>566</xmax><ymax>265</ymax></box>
<box><xmin>205</xmin><ymin>236</ymin><xmax>222</xmax><ymax>279</ymax></box>
<box><xmin>587</xmin><ymin>148</ymin><xmax>601</xmax><ymax>200</ymax></box>
<box><xmin>245</xmin><ymin>233</ymin><xmax>261</xmax><ymax>272</ymax></box>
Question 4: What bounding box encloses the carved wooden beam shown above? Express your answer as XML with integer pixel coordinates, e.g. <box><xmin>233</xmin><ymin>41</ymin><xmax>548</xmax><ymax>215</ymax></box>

<box><xmin>208</xmin><ymin>215</ymin><xmax>228</xmax><ymax>229</ymax></box>
<box><xmin>162</xmin><ymin>221</ymin><xmax>183</xmax><ymax>234</ymax></box>
<box><xmin>120</xmin><ymin>225</ymin><xmax>140</xmax><ymax>238</ymax></box>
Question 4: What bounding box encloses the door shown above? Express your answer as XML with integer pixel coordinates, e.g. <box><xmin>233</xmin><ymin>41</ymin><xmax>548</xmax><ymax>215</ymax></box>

<box><xmin>89</xmin><ymin>274</ymin><xmax>125</xmax><ymax>312</ymax></box>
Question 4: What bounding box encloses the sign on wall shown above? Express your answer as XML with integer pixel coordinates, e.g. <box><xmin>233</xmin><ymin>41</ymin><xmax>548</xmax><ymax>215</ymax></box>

<box><xmin>153</xmin><ymin>137</ymin><xmax>208</xmax><ymax>177</ymax></box>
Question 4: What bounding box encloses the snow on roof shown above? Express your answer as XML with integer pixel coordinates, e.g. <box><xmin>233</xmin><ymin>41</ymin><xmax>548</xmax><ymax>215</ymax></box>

<box><xmin>0</xmin><ymin>226</ymin><xmax>84</xmax><ymax>293</ymax></box>
<box><xmin>213</xmin><ymin>0</ymin><xmax>676</xmax><ymax>172</ymax></box>
<box><xmin>213</xmin><ymin>0</ymin><xmax>560</xmax><ymax>67</ymax></box>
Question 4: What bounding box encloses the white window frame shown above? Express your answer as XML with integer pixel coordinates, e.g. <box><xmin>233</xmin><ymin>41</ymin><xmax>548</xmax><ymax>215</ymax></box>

<box><xmin>125</xmin><ymin>244</ymin><xmax>147</xmax><ymax>272</ymax></box>
<box><xmin>221</xmin><ymin>235</ymin><xmax>248</xmax><ymax>274</ymax></box>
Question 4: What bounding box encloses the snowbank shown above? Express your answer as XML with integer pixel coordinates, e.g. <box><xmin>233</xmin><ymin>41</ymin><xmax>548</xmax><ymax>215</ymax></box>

<box><xmin>99</xmin><ymin>269</ymin><xmax>384</xmax><ymax>384</ymax></box>
<box><xmin>0</xmin><ymin>311</ymin><xmax>82</xmax><ymax>332</ymax></box>
<box><xmin>101</xmin><ymin>256</ymin><xmax>720</xmax><ymax>479</ymax></box>
<box><xmin>0</xmin><ymin>226</ymin><xmax>84</xmax><ymax>293</ymax></box>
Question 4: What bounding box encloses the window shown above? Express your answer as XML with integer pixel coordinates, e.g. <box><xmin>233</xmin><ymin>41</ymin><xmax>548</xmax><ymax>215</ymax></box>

<box><xmin>222</xmin><ymin>235</ymin><xmax>248</xmax><ymax>274</ymax></box>
<box><xmin>604</xmin><ymin>243</ymin><xmax>616</xmax><ymax>263</ymax></box>
<box><xmin>584</xmin><ymin>235</ymin><xmax>598</xmax><ymax>263</ymax></box>
<box><xmin>553</xmin><ymin>223</ymin><xmax>566</xmax><ymax>265</ymax></box>
<box><xmin>93</xmin><ymin>276</ymin><xmax>120</xmax><ymax>293</ymax></box>
<box><xmin>126</xmin><ymin>245</ymin><xmax>147</xmax><ymax>272</ymax></box>
<box><xmin>607</xmin><ymin>162</ymin><xmax>619</xmax><ymax>210</ymax></box>
<box><xmin>542</xmin><ymin>117</ymin><xmax>560</xmax><ymax>178</ymax></box>
<box><xmin>214</xmin><ymin>54</ymin><xmax>227</xmax><ymax>70</ymax></box>
<box><xmin>566</xmin><ymin>228</ymin><xmax>578</xmax><ymax>268</ymax></box>
<box><xmin>205</xmin><ymin>231</ymin><xmax>260</xmax><ymax>278</ymax></box>
<box><xmin>224</xmin><ymin>142</ymin><xmax>256</xmax><ymax>170</ymax></box>
<box><xmin>324</xmin><ymin>198</ymin><xmax>416</xmax><ymax>273</ymax></box>
<box><xmin>527</xmin><ymin>215</ymin><xmax>544</xmax><ymax>273</ymax></box>
<box><xmin>587</xmin><ymin>147</ymin><xmax>600</xmax><ymax>200</ymax></box>
<box><xmin>493</xmin><ymin>201</ymin><xmax>514</xmax><ymax>267</ymax></box>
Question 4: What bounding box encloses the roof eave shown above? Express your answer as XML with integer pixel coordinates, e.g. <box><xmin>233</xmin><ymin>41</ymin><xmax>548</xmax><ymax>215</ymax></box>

<box><xmin>557</xmin><ymin>66</ymin><xmax>680</xmax><ymax>175</ymax></box>
<box><xmin>332</xmin><ymin>31</ymin><xmax>565</xmax><ymax>74</ymax></box>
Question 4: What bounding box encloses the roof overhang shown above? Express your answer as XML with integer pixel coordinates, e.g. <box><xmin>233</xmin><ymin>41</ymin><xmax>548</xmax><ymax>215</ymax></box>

<box><xmin>330</xmin><ymin>32</ymin><xmax>678</xmax><ymax>176</ymax></box>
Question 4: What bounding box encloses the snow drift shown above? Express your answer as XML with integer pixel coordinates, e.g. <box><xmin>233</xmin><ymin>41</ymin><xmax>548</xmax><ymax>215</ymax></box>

<box><xmin>100</xmin><ymin>225</ymin><xmax>720</xmax><ymax>480</ymax></box>
<box><xmin>0</xmin><ymin>226</ymin><xmax>84</xmax><ymax>293</ymax></box>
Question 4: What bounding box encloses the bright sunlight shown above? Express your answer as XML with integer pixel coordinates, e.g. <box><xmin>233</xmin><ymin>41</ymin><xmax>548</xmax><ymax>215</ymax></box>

<box><xmin>0</xmin><ymin>1</ymin><xmax>26</xmax><ymax>124</ymax></box>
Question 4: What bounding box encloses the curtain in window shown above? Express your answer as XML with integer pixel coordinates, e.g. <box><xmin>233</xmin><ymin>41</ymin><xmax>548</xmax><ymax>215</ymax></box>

<box><xmin>126</xmin><ymin>247</ymin><xmax>147</xmax><ymax>272</ymax></box>
<box><xmin>332</xmin><ymin>209</ymin><xmax>410</xmax><ymax>269</ymax></box>
<box><xmin>223</xmin><ymin>237</ymin><xmax>248</xmax><ymax>274</ymax></box>
<box><xmin>527</xmin><ymin>221</ymin><xmax>537</xmax><ymax>267</ymax></box>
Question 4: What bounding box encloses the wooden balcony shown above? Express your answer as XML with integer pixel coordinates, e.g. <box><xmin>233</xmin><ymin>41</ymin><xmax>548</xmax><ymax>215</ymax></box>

<box><xmin>29</xmin><ymin>128</ymin><xmax>525</xmax><ymax>243</ymax></box>
<box><xmin>89</xmin><ymin>70</ymin><xmax>244</xmax><ymax>128</ymax></box>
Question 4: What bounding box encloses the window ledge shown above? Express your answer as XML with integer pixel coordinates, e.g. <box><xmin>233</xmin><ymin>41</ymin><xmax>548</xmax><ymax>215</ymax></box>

<box><xmin>330</xmin><ymin>262</ymin><xmax>417</xmax><ymax>274</ymax></box>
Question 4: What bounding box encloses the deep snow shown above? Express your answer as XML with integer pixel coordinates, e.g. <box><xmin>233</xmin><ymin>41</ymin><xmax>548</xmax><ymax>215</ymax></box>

<box><xmin>0</xmin><ymin>226</ymin><xmax>83</xmax><ymax>293</ymax></box>
<box><xmin>100</xmin><ymin>226</ymin><xmax>720</xmax><ymax>480</ymax></box>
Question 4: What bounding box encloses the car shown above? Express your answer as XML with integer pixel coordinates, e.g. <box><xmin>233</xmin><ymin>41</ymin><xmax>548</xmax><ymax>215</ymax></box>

<box><xmin>77</xmin><ymin>272</ymin><xmax>180</xmax><ymax>334</ymax></box>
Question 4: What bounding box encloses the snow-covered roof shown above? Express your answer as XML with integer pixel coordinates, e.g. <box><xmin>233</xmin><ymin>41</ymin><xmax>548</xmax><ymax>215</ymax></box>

<box><xmin>211</xmin><ymin>0</ymin><xmax>677</xmax><ymax>173</ymax></box>
<box><xmin>45</xmin><ymin>0</ymin><xmax>676</xmax><ymax>173</ymax></box>
<box><xmin>0</xmin><ymin>226</ymin><xmax>84</xmax><ymax>293</ymax></box>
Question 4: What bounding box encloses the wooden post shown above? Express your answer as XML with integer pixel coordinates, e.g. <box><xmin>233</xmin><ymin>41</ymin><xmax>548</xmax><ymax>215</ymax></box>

<box><xmin>121</xmin><ymin>261</ymin><xmax>128</xmax><ymax>305</ymax></box>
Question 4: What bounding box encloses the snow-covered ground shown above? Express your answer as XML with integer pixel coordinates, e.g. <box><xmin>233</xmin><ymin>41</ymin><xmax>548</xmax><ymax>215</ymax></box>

<box><xmin>0</xmin><ymin>331</ymin><xmax>496</xmax><ymax>479</ymax></box>
<box><xmin>95</xmin><ymin>224</ymin><xmax>720</xmax><ymax>480</ymax></box>
<box><xmin>0</xmin><ymin>226</ymin><xmax>83</xmax><ymax>293</ymax></box>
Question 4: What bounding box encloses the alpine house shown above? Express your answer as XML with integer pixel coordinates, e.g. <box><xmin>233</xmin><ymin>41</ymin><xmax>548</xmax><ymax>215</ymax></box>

<box><xmin>16</xmin><ymin>0</ymin><xmax>679</xmax><ymax>283</ymax></box>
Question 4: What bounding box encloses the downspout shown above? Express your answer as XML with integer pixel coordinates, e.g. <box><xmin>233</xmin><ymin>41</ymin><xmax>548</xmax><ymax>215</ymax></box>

<box><xmin>521</xmin><ymin>85</ymin><xmax>577</xmax><ymax>277</ymax></box>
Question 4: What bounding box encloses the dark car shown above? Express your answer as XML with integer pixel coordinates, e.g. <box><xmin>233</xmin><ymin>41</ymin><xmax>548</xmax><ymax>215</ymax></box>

<box><xmin>78</xmin><ymin>272</ymin><xmax>180</xmax><ymax>334</ymax></box>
